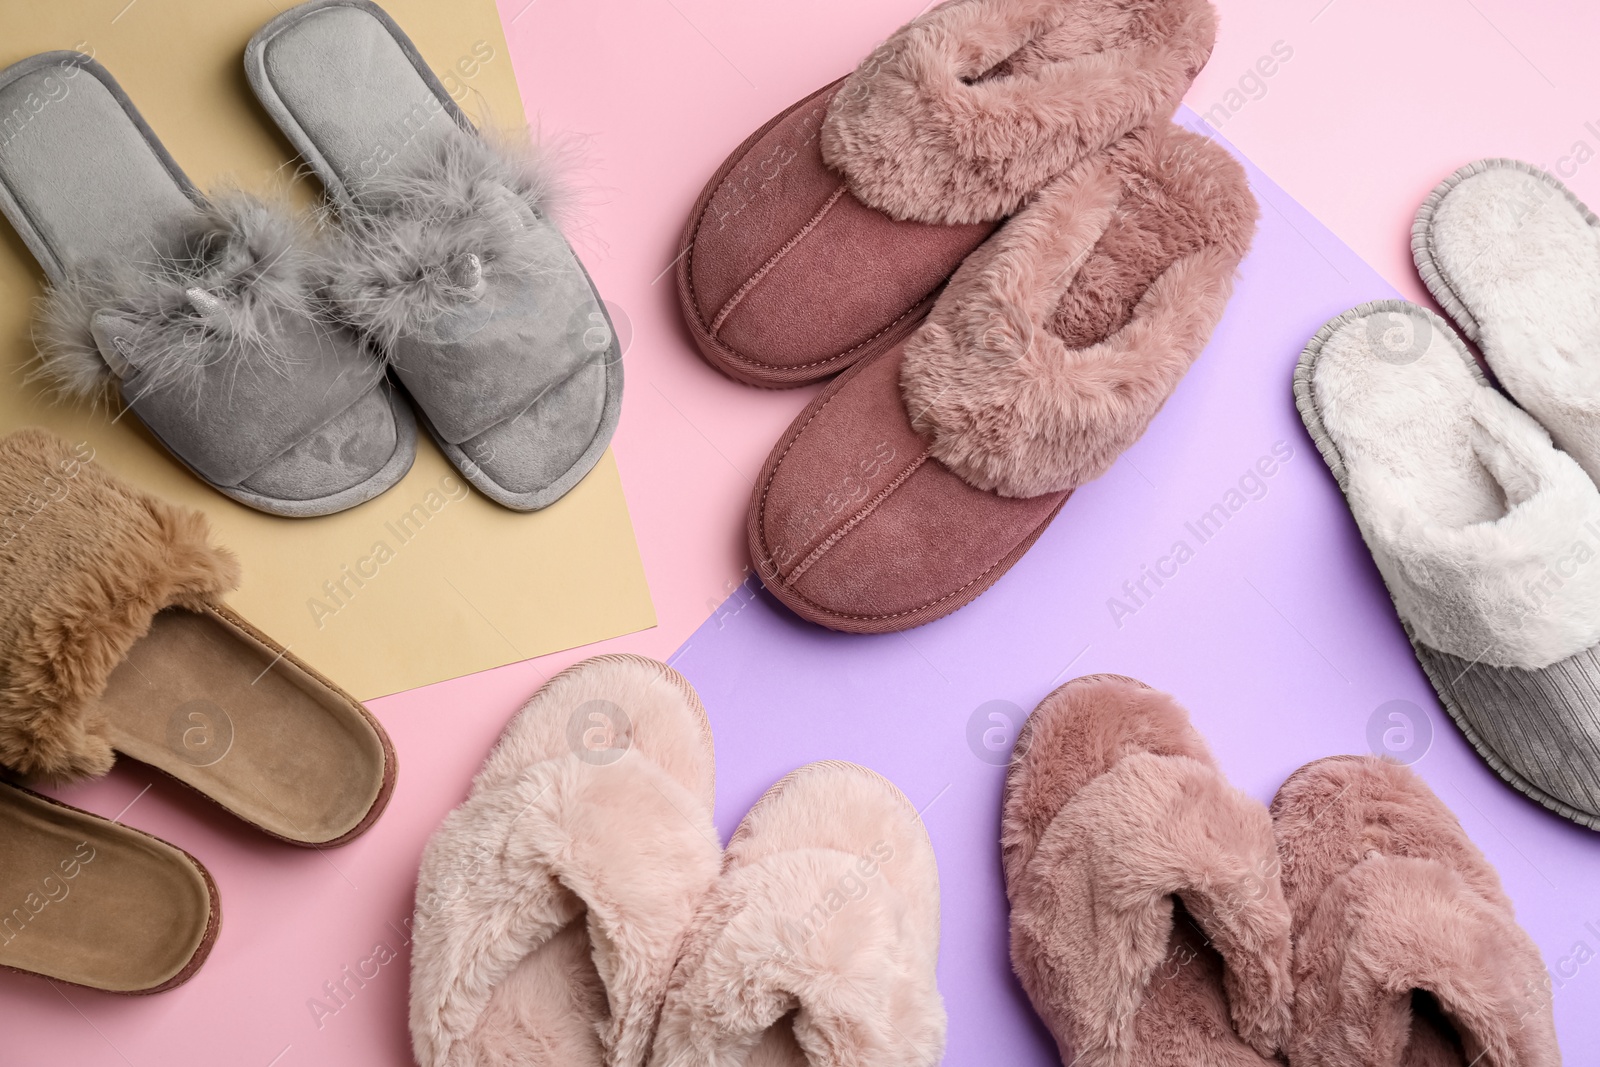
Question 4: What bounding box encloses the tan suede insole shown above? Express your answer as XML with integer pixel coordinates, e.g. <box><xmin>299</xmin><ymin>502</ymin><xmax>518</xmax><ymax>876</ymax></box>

<box><xmin>96</xmin><ymin>606</ymin><xmax>387</xmax><ymax>845</ymax></box>
<box><xmin>0</xmin><ymin>784</ymin><xmax>212</xmax><ymax>992</ymax></box>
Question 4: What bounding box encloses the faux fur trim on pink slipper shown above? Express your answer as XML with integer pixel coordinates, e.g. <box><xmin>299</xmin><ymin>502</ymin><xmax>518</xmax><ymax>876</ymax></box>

<box><xmin>901</xmin><ymin>126</ymin><xmax>1256</xmax><ymax>498</ymax></box>
<box><xmin>648</xmin><ymin>761</ymin><xmax>946</xmax><ymax>1067</ymax></box>
<box><xmin>408</xmin><ymin>656</ymin><xmax>721</xmax><ymax>1067</ymax></box>
<box><xmin>1003</xmin><ymin>676</ymin><xmax>1293</xmax><ymax>1066</ymax></box>
<box><xmin>0</xmin><ymin>428</ymin><xmax>239</xmax><ymax>783</ymax></box>
<box><xmin>1272</xmin><ymin>757</ymin><xmax>1560</xmax><ymax>1067</ymax></box>
<box><xmin>821</xmin><ymin>0</ymin><xmax>1217</xmax><ymax>224</ymax></box>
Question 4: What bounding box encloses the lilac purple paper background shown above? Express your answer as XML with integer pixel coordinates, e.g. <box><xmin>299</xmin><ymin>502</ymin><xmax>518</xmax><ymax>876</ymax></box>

<box><xmin>668</xmin><ymin>111</ymin><xmax>1600</xmax><ymax>1064</ymax></box>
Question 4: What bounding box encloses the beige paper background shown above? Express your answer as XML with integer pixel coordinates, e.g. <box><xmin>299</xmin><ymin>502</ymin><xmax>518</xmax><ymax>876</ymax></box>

<box><xmin>0</xmin><ymin>0</ymin><xmax>656</xmax><ymax>699</ymax></box>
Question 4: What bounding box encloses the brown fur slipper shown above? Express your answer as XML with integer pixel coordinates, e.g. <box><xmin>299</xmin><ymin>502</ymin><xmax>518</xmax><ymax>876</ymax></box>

<box><xmin>1272</xmin><ymin>756</ymin><xmax>1560</xmax><ymax>1067</ymax></box>
<box><xmin>748</xmin><ymin>126</ymin><xmax>1256</xmax><ymax>632</ymax></box>
<box><xmin>0</xmin><ymin>781</ymin><xmax>218</xmax><ymax>993</ymax></box>
<box><xmin>0</xmin><ymin>428</ymin><xmax>394</xmax><ymax>846</ymax></box>
<box><xmin>409</xmin><ymin>655</ymin><xmax>721</xmax><ymax>1067</ymax></box>
<box><xmin>1002</xmin><ymin>675</ymin><xmax>1293</xmax><ymax>1067</ymax></box>
<box><xmin>677</xmin><ymin>0</ymin><xmax>1218</xmax><ymax>387</ymax></box>
<box><xmin>648</xmin><ymin>761</ymin><xmax>946</xmax><ymax>1067</ymax></box>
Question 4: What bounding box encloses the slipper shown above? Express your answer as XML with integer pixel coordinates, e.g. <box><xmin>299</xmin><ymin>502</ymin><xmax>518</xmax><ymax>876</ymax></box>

<box><xmin>1415</xmin><ymin>159</ymin><xmax>1600</xmax><ymax>482</ymax></box>
<box><xmin>0</xmin><ymin>781</ymin><xmax>219</xmax><ymax>993</ymax></box>
<box><xmin>1271</xmin><ymin>756</ymin><xmax>1559</xmax><ymax>1066</ymax></box>
<box><xmin>0</xmin><ymin>428</ymin><xmax>395</xmax><ymax>847</ymax></box>
<box><xmin>1296</xmin><ymin>300</ymin><xmax>1600</xmax><ymax>831</ymax></box>
<box><xmin>1002</xmin><ymin>674</ymin><xmax>1293</xmax><ymax>1067</ymax></box>
<box><xmin>246</xmin><ymin>0</ymin><xmax>623</xmax><ymax>512</ymax></box>
<box><xmin>0</xmin><ymin>52</ymin><xmax>414</xmax><ymax>518</ymax></box>
<box><xmin>677</xmin><ymin>0</ymin><xmax>1218</xmax><ymax>387</ymax></box>
<box><xmin>749</xmin><ymin>125</ymin><xmax>1256</xmax><ymax>632</ymax></box>
<box><xmin>408</xmin><ymin>655</ymin><xmax>720</xmax><ymax>1067</ymax></box>
<box><xmin>648</xmin><ymin>761</ymin><xmax>946</xmax><ymax>1067</ymax></box>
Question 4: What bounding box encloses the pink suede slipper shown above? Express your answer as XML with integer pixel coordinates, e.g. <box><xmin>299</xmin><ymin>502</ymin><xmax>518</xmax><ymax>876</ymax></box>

<box><xmin>749</xmin><ymin>126</ymin><xmax>1256</xmax><ymax>632</ymax></box>
<box><xmin>1272</xmin><ymin>756</ymin><xmax>1560</xmax><ymax>1067</ymax></box>
<box><xmin>1002</xmin><ymin>675</ymin><xmax>1293</xmax><ymax>1067</ymax></box>
<box><xmin>677</xmin><ymin>0</ymin><xmax>1218</xmax><ymax>387</ymax></box>
<box><xmin>648</xmin><ymin>761</ymin><xmax>946</xmax><ymax>1067</ymax></box>
<box><xmin>408</xmin><ymin>655</ymin><xmax>721</xmax><ymax>1067</ymax></box>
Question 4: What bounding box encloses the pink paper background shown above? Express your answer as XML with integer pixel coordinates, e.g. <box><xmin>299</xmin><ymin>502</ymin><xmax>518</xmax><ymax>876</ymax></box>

<box><xmin>7</xmin><ymin>1</ymin><xmax>1600</xmax><ymax>1063</ymax></box>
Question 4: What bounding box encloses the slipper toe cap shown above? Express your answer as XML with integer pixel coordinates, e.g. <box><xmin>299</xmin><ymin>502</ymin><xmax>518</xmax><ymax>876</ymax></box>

<box><xmin>681</xmin><ymin>83</ymin><xmax>996</xmax><ymax>387</ymax></box>
<box><xmin>749</xmin><ymin>345</ymin><xmax>1066</xmax><ymax>632</ymax></box>
<box><xmin>235</xmin><ymin>383</ymin><xmax>412</xmax><ymax>507</ymax></box>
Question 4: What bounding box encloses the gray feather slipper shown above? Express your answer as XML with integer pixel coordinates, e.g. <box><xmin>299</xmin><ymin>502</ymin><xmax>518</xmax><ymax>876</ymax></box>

<box><xmin>0</xmin><ymin>52</ymin><xmax>415</xmax><ymax>518</ymax></box>
<box><xmin>245</xmin><ymin>0</ymin><xmax>623</xmax><ymax>512</ymax></box>
<box><xmin>1296</xmin><ymin>300</ymin><xmax>1600</xmax><ymax>831</ymax></box>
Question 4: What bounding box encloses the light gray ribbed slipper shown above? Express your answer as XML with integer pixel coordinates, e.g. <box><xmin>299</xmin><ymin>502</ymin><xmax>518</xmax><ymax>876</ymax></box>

<box><xmin>1296</xmin><ymin>300</ymin><xmax>1600</xmax><ymax>831</ymax></box>
<box><xmin>0</xmin><ymin>52</ymin><xmax>414</xmax><ymax>518</ymax></box>
<box><xmin>1414</xmin><ymin>159</ymin><xmax>1600</xmax><ymax>484</ymax></box>
<box><xmin>244</xmin><ymin>0</ymin><xmax>622</xmax><ymax>512</ymax></box>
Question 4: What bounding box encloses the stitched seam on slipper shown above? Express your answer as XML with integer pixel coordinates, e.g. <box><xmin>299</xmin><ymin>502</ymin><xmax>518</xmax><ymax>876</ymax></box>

<box><xmin>710</xmin><ymin>183</ymin><xmax>848</xmax><ymax>336</ymax></box>
<box><xmin>755</xmin><ymin>400</ymin><xmax>1057</xmax><ymax>623</ymax></box>
<box><xmin>785</xmin><ymin>449</ymin><xmax>930</xmax><ymax>583</ymax></box>
<box><xmin>683</xmin><ymin>140</ymin><xmax>936</xmax><ymax>375</ymax></box>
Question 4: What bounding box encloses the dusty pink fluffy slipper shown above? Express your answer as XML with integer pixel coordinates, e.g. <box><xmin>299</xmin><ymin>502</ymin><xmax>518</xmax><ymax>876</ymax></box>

<box><xmin>408</xmin><ymin>655</ymin><xmax>722</xmax><ymax>1067</ymax></box>
<box><xmin>1002</xmin><ymin>675</ymin><xmax>1293</xmax><ymax>1067</ymax></box>
<box><xmin>648</xmin><ymin>761</ymin><xmax>946</xmax><ymax>1066</ymax></box>
<box><xmin>1272</xmin><ymin>756</ymin><xmax>1560</xmax><ymax>1067</ymax></box>
<box><xmin>677</xmin><ymin>0</ymin><xmax>1218</xmax><ymax>387</ymax></box>
<box><xmin>749</xmin><ymin>125</ymin><xmax>1256</xmax><ymax>632</ymax></box>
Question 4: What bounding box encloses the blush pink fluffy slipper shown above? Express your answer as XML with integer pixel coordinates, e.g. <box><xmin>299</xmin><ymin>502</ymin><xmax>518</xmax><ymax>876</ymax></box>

<box><xmin>1271</xmin><ymin>756</ymin><xmax>1560</xmax><ymax>1067</ymax></box>
<box><xmin>1002</xmin><ymin>675</ymin><xmax>1293</xmax><ymax>1067</ymax></box>
<box><xmin>677</xmin><ymin>0</ymin><xmax>1218</xmax><ymax>387</ymax></box>
<box><xmin>407</xmin><ymin>655</ymin><xmax>721</xmax><ymax>1067</ymax></box>
<box><xmin>748</xmin><ymin>125</ymin><xmax>1256</xmax><ymax>632</ymax></box>
<box><xmin>647</xmin><ymin>761</ymin><xmax>946</xmax><ymax>1067</ymax></box>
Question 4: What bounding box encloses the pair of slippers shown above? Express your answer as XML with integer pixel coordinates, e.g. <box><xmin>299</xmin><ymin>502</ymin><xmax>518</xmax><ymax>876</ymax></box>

<box><xmin>408</xmin><ymin>655</ymin><xmax>945</xmax><ymax>1066</ymax></box>
<box><xmin>1005</xmin><ymin>675</ymin><xmax>1560</xmax><ymax>1066</ymax></box>
<box><xmin>1</xmin><ymin>0</ymin><xmax>621</xmax><ymax>517</ymax></box>
<box><xmin>0</xmin><ymin>428</ymin><xmax>394</xmax><ymax>993</ymax></box>
<box><xmin>1299</xmin><ymin>159</ymin><xmax>1600</xmax><ymax>831</ymax></box>
<box><xmin>678</xmin><ymin>0</ymin><xmax>1258</xmax><ymax>633</ymax></box>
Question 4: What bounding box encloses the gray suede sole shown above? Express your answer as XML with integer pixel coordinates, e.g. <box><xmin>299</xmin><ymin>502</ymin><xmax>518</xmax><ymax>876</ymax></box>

<box><xmin>243</xmin><ymin>0</ymin><xmax>623</xmax><ymax>513</ymax></box>
<box><xmin>1296</xmin><ymin>301</ymin><xmax>1600</xmax><ymax>831</ymax></box>
<box><xmin>1412</xmin><ymin>158</ymin><xmax>1600</xmax><ymax>344</ymax></box>
<box><xmin>0</xmin><ymin>51</ymin><xmax>413</xmax><ymax>518</ymax></box>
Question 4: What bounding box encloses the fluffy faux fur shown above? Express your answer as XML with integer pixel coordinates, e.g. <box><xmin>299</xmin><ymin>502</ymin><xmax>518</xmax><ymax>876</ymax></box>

<box><xmin>820</xmin><ymin>0</ymin><xmax>1217</xmax><ymax>224</ymax></box>
<box><xmin>1272</xmin><ymin>756</ymin><xmax>1560</xmax><ymax>1067</ymax></box>
<box><xmin>32</xmin><ymin>193</ymin><xmax>326</xmax><ymax>404</ymax></box>
<box><xmin>1418</xmin><ymin>161</ymin><xmax>1600</xmax><ymax>485</ymax></box>
<box><xmin>901</xmin><ymin>126</ymin><xmax>1256</xmax><ymax>498</ymax></box>
<box><xmin>409</xmin><ymin>655</ymin><xmax>721</xmax><ymax>1067</ymax></box>
<box><xmin>1309</xmin><ymin>301</ymin><xmax>1600</xmax><ymax>669</ymax></box>
<box><xmin>1002</xmin><ymin>676</ymin><xmax>1294</xmax><ymax>1067</ymax></box>
<box><xmin>327</xmin><ymin>132</ymin><xmax>571</xmax><ymax>352</ymax></box>
<box><xmin>0</xmin><ymin>428</ymin><xmax>239</xmax><ymax>782</ymax></box>
<box><xmin>648</xmin><ymin>761</ymin><xmax>947</xmax><ymax>1067</ymax></box>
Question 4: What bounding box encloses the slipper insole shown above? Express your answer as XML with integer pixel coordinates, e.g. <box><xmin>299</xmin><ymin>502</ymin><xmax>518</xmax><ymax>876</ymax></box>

<box><xmin>467</xmin><ymin>918</ymin><xmax>608</xmax><ymax>1064</ymax></box>
<box><xmin>1312</xmin><ymin>311</ymin><xmax>1510</xmax><ymax>529</ymax></box>
<box><xmin>1047</xmin><ymin>163</ymin><xmax>1213</xmax><ymax>349</ymax></box>
<box><xmin>0</xmin><ymin>785</ymin><xmax>211</xmax><ymax>991</ymax></box>
<box><xmin>96</xmin><ymin>607</ymin><xmax>385</xmax><ymax>844</ymax></box>
<box><xmin>0</xmin><ymin>55</ymin><xmax>198</xmax><ymax>280</ymax></box>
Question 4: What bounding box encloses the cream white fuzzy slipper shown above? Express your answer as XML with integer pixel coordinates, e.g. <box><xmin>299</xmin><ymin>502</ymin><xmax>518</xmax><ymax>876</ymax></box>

<box><xmin>408</xmin><ymin>655</ymin><xmax>721</xmax><ymax>1067</ymax></box>
<box><xmin>648</xmin><ymin>761</ymin><xmax>946</xmax><ymax>1067</ymax></box>
<box><xmin>1297</xmin><ymin>300</ymin><xmax>1600</xmax><ymax>830</ymax></box>
<box><xmin>1415</xmin><ymin>159</ymin><xmax>1600</xmax><ymax>483</ymax></box>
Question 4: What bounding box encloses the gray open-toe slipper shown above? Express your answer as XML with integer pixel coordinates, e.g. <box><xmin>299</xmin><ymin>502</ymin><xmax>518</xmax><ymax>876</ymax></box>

<box><xmin>244</xmin><ymin>0</ymin><xmax>623</xmax><ymax>511</ymax></box>
<box><xmin>1414</xmin><ymin>158</ymin><xmax>1600</xmax><ymax>483</ymax></box>
<box><xmin>0</xmin><ymin>52</ymin><xmax>414</xmax><ymax>518</ymax></box>
<box><xmin>1296</xmin><ymin>299</ymin><xmax>1600</xmax><ymax>830</ymax></box>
